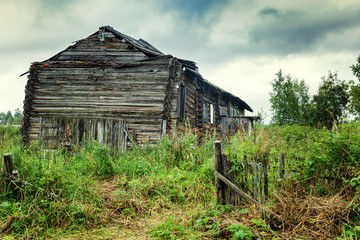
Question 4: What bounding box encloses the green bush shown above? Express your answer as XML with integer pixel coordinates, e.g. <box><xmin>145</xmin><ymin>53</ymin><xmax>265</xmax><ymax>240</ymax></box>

<box><xmin>228</xmin><ymin>224</ymin><xmax>255</xmax><ymax>240</ymax></box>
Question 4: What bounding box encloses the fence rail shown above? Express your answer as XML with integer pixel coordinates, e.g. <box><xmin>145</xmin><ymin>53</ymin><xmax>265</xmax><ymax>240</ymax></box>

<box><xmin>214</xmin><ymin>141</ymin><xmax>286</xmax><ymax>206</ymax></box>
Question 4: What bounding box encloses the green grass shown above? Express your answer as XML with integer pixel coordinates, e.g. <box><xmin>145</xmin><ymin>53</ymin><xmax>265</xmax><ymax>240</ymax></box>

<box><xmin>1</xmin><ymin>123</ymin><xmax>360</xmax><ymax>239</ymax></box>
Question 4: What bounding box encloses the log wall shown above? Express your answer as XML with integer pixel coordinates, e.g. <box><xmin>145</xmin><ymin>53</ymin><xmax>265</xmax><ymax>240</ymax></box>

<box><xmin>22</xmin><ymin>33</ymin><xmax>173</xmax><ymax>147</ymax></box>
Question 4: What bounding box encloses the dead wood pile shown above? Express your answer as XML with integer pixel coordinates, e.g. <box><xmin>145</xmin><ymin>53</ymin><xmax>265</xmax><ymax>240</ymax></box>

<box><xmin>260</xmin><ymin>180</ymin><xmax>356</xmax><ymax>239</ymax></box>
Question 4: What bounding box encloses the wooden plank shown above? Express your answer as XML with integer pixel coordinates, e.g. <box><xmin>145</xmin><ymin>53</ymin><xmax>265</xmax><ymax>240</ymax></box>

<box><xmin>214</xmin><ymin>141</ymin><xmax>225</xmax><ymax>205</ymax></box>
<box><xmin>56</xmin><ymin>55</ymin><xmax>148</xmax><ymax>62</ymax></box>
<box><xmin>214</xmin><ymin>171</ymin><xmax>258</xmax><ymax>205</ymax></box>
<box><xmin>263</xmin><ymin>158</ymin><xmax>269</xmax><ymax>198</ymax></box>
<box><xmin>253</xmin><ymin>157</ymin><xmax>257</xmax><ymax>200</ymax></box>
<box><xmin>32</xmin><ymin>101</ymin><xmax>165</xmax><ymax>109</ymax></box>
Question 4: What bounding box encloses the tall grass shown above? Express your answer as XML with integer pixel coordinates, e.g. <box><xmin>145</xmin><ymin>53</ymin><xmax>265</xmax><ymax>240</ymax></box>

<box><xmin>1</xmin><ymin>122</ymin><xmax>360</xmax><ymax>239</ymax></box>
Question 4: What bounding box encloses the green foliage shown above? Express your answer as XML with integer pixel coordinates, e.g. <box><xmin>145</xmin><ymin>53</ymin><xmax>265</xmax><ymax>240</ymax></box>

<box><xmin>351</xmin><ymin>56</ymin><xmax>360</xmax><ymax>80</ymax></box>
<box><xmin>339</xmin><ymin>223</ymin><xmax>360</xmax><ymax>240</ymax></box>
<box><xmin>305</xmin><ymin>122</ymin><xmax>360</xmax><ymax>185</ymax></box>
<box><xmin>228</xmin><ymin>224</ymin><xmax>255</xmax><ymax>239</ymax></box>
<box><xmin>269</xmin><ymin>70</ymin><xmax>310</xmax><ymax>125</ymax></box>
<box><xmin>350</xmin><ymin>55</ymin><xmax>360</xmax><ymax>119</ymax></box>
<box><xmin>1</xmin><ymin>123</ymin><xmax>360</xmax><ymax>239</ymax></box>
<box><xmin>306</xmin><ymin>72</ymin><xmax>351</xmax><ymax>129</ymax></box>
<box><xmin>150</xmin><ymin>216</ymin><xmax>191</xmax><ymax>239</ymax></box>
<box><xmin>0</xmin><ymin>108</ymin><xmax>23</xmax><ymax>125</ymax></box>
<box><xmin>150</xmin><ymin>207</ymin><xmax>223</xmax><ymax>239</ymax></box>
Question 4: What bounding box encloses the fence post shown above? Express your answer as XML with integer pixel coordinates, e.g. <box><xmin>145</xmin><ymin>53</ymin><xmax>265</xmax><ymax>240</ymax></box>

<box><xmin>278</xmin><ymin>153</ymin><xmax>285</xmax><ymax>188</ymax></box>
<box><xmin>258</xmin><ymin>161</ymin><xmax>263</xmax><ymax>203</ymax></box>
<box><xmin>253</xmin><ymin>156</ymin><xmax>257</xmax><ymax>200</ymax></box>
<box><xmin>263</xmin><ymin>158</ymin><xmax>269</xmax><ymax>198</ymax></box>
<box><xmin>4</xmin><ymin>153</ymin><xmax>15</xmax><ymax>175</ymax></box>
<box><xmin>214</xmin><ymin>141</ymin><xmax>225</xmax><ymax>205</ymax></box>
<box><xmin>244</xmin><ymin>155</ymin><xmax>248</xmax><ymax>176</ymax></box>
<box><xmin>3</xmin><ymin>153</ymin><xmax>18</xmax><ymax>191</ymax></box>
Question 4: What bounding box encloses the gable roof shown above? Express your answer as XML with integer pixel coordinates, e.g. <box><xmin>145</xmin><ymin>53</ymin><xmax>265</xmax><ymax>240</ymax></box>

<box><xmin>96</xmin><ymin>26</ymin><xmax>164</xmax><ymax>57</ymax></box>
<box><xmin>98</xmin><ymin>26</ymin><xmax>253</xmax><ymax>112</ymax></box>
<box><xmin>22</xmin><ymin>26</ymin><xmax>253</xmax><ymax>113</ymax></box>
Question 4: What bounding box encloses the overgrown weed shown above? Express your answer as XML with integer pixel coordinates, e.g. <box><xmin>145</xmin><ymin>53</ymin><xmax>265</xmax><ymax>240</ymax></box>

<box><xmin>1</xmin><ymin>123</ymin><xmax>360</xmax><ymax>239</ymax></box>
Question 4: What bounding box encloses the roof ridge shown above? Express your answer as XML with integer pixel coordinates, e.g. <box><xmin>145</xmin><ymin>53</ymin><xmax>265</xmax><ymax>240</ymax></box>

<box><xmin>103</xmin><ymin>26</ymin><xmax>163</xmax><ymax>57</ymax></box>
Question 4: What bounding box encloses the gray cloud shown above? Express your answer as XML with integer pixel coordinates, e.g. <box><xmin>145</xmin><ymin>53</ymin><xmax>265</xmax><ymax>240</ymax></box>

<box><xmin>0</xmin><ymin>0</ymin><xmax>359</xmax><ymax>118</ymax></box>
<box><xmin>258</xmin><ymin>7</ymin><xmax>279</xmax><ymax>16</ymax></box>
<box><xmin>251</xmin><ymin>6</ymin><xmax>360</xmax><ymax>55</ymax></box>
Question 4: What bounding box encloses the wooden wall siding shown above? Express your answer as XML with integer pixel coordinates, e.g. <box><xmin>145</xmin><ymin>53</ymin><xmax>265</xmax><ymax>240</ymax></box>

<box><xmin>38</xmin><ymin>117</ymin><xmax>128</xmax><ymax>153</ymax></box>
<box><xmin>23</xmin><ymin>54</ymin><xmax>171</xmax><ymax>145</ymax></box>
<box><xmin>184</xmin><ymin>84</ymin><xmax>196</xmax><ymax>125</ymax></box>
<box><xmin>55</xmin><ymin>33</ymin><xmax>149</xmax><ymax>63</ymax></box>
<box><xmin>220</xmin><ymin>117</ymin><xmax>256</xmax><ymax>137</ymax></box>
<box><xmin>196</xmin><ymin>90</ymin><xmax>203</xmax><ymax>129</ymax></box>
<box><xmin>163</xmin><ymin>59</ymin><xmax>182</xmax><ymax>136</ymax></box>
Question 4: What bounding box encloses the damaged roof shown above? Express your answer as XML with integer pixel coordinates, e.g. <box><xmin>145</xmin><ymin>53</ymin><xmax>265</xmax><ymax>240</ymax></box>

<box><xmin>181</xmin><ymin>65</ymin><xmax>253</xmax><ymax>112</ymax></box>
<box><xmin>24</xmin><ymin>25</ymin><xmax>253</xmax><ymax>113</ymax></box>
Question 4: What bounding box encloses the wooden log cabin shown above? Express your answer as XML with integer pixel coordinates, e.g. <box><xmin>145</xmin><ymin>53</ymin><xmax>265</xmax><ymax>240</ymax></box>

<box><xmin>21</xmin><ymin>26</ymin><xmax>256</xmax><ymax>152</ymax></box>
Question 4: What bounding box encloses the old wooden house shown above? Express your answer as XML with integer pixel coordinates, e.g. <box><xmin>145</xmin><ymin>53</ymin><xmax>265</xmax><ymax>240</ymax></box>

<box><xmin>21</xmin><ymin>26</ymin><xmax>256</xmax><ymax>152</ymax></box>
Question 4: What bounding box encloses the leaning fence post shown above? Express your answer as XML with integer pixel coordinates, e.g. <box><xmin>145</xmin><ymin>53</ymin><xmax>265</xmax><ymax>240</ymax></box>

<box><xmin>214</xmin><ymin>141</ymin><xmax>225</xmax><ymax>205</ymax></box>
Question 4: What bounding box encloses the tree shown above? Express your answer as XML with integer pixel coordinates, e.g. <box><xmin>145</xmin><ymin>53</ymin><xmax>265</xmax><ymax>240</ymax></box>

<box><xmin>269</xmin><ymin>70</ymin><xmax>310</xmax><ymax>125</ymax></box>
<box><xmin>0</xmin><ymin>112</ymin><xmax>5</xmax><ymax>124</ymax></box>
<box><xmin>306</xmin><ymin>72</ymin><xmax>350</xmax><ymax>129</ymax></box>
<box><xmin>4</xmin><ymin>111</ymin><xmax>13</xmax><ymax>125</ymax></box>
<box><xmin>13</xmin><ymin>108</ymin><xmax>23</xmax><ymax>125</ymax></box>
<box><xmin>350</xmin><ymin>55</ymin><xmax>360</xmax><ymax>119</ymax></box>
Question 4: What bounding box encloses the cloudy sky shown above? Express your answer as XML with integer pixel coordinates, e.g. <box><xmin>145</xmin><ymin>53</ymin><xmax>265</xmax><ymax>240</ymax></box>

<box><xmin>1</xmin><ymin>0</ymin><xmax>360</xmax><ymax>122</ymax></box>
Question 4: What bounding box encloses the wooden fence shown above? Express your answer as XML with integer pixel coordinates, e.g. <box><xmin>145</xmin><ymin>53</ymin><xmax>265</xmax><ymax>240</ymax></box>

<box><xmin>214</xmin><ymin>141</ymin><xmax>286</xmax><ymax>206</ymax></box>
<box><xmin>38</xmin><ymin>117</ymin><xmax>130</xmax><ymax>154</ymax></box>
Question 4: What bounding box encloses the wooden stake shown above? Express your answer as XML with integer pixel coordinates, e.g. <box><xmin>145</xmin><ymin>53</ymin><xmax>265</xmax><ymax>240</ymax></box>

<box><xmin>263</xmin><ymin>158</ymin><xmax>269</xmax><ymax>198</ymax></box>
<box><xmin>278</xmin><ymin>153</ymin><xmax>285</xmax><ymax>188</ymax></box>
<box><xmin>214</xmin><ymin>141</ymin><xmax>225</xmax><ymax>205</ymax></box>
<box><xmin>253</xmin><ymin>156</ymin><xmax>257</xmax><ymax>200</ymax></box>
<box><xmin>3</xmin><ymin>153</ymin><xmax>15</xmax><ymax>174</ymax></box>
